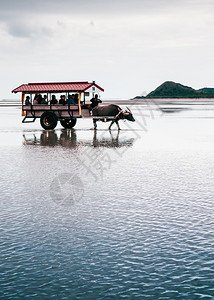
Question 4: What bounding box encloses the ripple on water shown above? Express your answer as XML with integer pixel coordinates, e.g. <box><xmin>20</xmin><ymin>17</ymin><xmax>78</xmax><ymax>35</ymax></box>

<box><xmin>0</xmin><ymin>107</ymin><xmax>214</xmax><ymax>299</ymax></box>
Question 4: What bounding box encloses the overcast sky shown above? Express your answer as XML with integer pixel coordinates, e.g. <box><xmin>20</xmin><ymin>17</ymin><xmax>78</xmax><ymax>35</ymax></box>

<box><xmin>1</xmin><ymin>0</ymin><xmax>214</xmax><ymax>99</ymax></box>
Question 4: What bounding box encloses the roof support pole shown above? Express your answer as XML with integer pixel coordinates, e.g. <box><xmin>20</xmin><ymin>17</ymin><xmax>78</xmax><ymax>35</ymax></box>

<box><xmin>21</xmin><ymin>92</ymin><xmax>25</xmax><ymax>116</ymax></box>
<box><xmin>78</xmin><ymin>92</ymin><xmax>82</xmax><ymax>116</ymax></box>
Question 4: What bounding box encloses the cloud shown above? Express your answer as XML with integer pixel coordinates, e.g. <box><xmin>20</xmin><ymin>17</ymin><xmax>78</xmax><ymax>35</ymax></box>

<box><xmin>1</xmin><ymin>0</ymin><xmax>214</xmax><ymax>99</ymax></box>
<box><xmin>2</xmin><ymin>0</ymin><xmax>213</xmax><ymax>17</ymax></box>
<box><xmin>0</xmin><ymin>0</ymin><xmax>166</xmax><ymax>15</ymax></box>
<box><xmin>7</xmin><ymin>22</ymin><xmax>33</xmax><ymax>38</ymax></box>
<box><xmin>1</xmin><ymin>0</ymin><xmax>214</xmax><ymax>43</ymax></box>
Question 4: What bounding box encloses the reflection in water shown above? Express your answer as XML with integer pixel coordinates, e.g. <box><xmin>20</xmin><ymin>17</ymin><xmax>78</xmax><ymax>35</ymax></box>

<box><xmin>40</xmin><ymin>130</ymin><xmax>58</xmax><ymax>146</ymax></box>
<box><xmin>2</xmin><ymin>106</ymin><xmax>214</xmax><ymax>300</ymax></box>
<box><xmin>23</xmin><ymin>129</ymin><xmax>135</xmax><ymax>149</ymax></box>
<box><xmin>59</xmin><ymin>130</ymin><xmax>77</xmax><ymax>148</ymax></box>
<box><xmin>23</xmin><ymin>130</ymin><xmax>77</xmax><ymax>148</ymax></box>
<box><xmin>159</xmin><ymin>107</ymin><xmax>191</xmax><ymax>113</ymax></box>
<box><xmin>92</xmin><ymin>130</ymin><xmax>133</xmax><ymax>148</ymax></box>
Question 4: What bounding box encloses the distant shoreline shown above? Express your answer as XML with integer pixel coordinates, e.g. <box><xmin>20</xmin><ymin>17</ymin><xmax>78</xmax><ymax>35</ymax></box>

<box><xmin>1</xmin><ymin>98</ymin><xmax>214</xmax><ymax>107</ymax></box>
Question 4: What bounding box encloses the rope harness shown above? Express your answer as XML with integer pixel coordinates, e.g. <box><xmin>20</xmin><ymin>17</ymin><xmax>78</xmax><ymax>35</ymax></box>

<box><xmin>114</xmin><ymin>110</ymin><xmax>123</xmax><ymax>120</ymax></box>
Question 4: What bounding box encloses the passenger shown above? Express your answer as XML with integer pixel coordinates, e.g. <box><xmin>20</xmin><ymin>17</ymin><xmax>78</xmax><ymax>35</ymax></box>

<box><xmin>25</xmin><ymin>96</ymin><xmax>31</xmax><ymax>105</ymax></box>
<box><xmin>37</xmin><ymin>94</ymin><xmax>42</xmax><ymax>104</ymax></box>
<box><xmin>33</xmin><ymin>94</ymin><xmax>39</xmax><ymax>104</ymax></box>
<box><xmin>50</xmin><ymin>95</ymin><xmax>58</xmax><ymax>105</ymax></box>
<box><xmin>59</xmin><ymin>95</ymin><xmax>65</xmax><ymax>105</ymax></box>
<box><xmin>90</xmin><ymin>94</ymin><xmax>102</xmax><ymax>109</ymax></box>
<box><xmin>68</xmin><ymin>94</ymin><xmax>76</xmax><ymax>105</ymax></box>
<box><xmin>41</xmin><ymin>95</ymin><xmax>48</xmax><ymax>104</ymax></box>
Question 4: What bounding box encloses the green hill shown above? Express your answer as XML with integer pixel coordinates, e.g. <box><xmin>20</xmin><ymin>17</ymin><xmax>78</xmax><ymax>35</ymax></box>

<box><xmin>199</xmin><ymin>88</ymin><xmax>214</xmax><ymax>95</ymax></box>
<box><xmin>134</xmin><ymin>81</ymin><xmax>214</xmax><ymax>99</ymax></box>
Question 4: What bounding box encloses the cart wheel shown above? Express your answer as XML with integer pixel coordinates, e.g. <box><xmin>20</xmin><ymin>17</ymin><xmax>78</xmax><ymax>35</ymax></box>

<box><xmin>60</xmin><ymin>118</ymin><xmax>77</xmax><ymax>129</ymax></box>
<box><xmin>40</xmin><ymin>112</ymin><xmax>58</xmax><ymax>130</ymax></box>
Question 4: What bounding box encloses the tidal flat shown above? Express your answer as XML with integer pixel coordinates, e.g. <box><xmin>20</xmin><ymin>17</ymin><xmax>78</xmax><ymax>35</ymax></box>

<box><xmin>0</xmin><ymin>102</ymin><xmax>214</xmax><ymax>299</ymax></box>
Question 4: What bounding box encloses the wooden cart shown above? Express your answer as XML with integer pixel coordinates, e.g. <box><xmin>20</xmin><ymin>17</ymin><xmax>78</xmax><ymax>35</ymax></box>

<box><xmin>12</xmin><ymin>81</ymin><xmax>104</xmax><ymax>129</ymax></box>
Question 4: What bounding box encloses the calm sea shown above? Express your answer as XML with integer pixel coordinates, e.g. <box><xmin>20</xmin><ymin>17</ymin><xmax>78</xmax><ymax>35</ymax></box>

<box><xmin>0</xmin><ymin>102</ymin><xmax>214</xmax><ymax>299</ymax></box>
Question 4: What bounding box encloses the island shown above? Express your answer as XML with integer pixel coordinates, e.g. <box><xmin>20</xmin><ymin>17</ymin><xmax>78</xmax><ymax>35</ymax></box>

<box><xmin>134</xmin><ymin>81</ymin><xmax>214</xmax><ymax>99</ymax></box>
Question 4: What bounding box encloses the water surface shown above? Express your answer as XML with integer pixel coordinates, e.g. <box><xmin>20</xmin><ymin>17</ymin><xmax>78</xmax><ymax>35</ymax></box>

<box><xmin>0</xmin><ymin>105</ymin><xmax>214</xmax><ymax>299</ymax></box>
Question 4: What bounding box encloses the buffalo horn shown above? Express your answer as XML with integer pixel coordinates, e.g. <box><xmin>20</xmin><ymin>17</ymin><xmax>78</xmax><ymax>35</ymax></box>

<box><xmin>126</xmin><ymin>106</ymin><xmax>132</xmax><ymax>113</ymax></box>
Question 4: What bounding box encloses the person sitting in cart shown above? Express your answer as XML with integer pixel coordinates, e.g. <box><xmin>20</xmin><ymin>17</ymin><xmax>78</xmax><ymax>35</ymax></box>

<box><xmin>59</xmin><ymin>95</ymin><xmax>66</xmax><ymax>105</ymax></box>
<box><xmin>90</xmin><ymin>94</ymin><xmax>102</xmax><ymax>109</ymax></box>
<box><xmin>41</xmin><ymin>95</ymin><xmax>48</xmax><ymax>104</ymax></box>
<box><xmin>68</xmin><ymin>94</ymin><xmax>76</xmax><ymax>105</ymax></box>
<box><xmin>25</xmin><ymin>96</ymin><xmax>31</xmax><ymax>105</ymax></box>
<box><xmin>33</xmin><ymin>94</ymin><xmax>39</xmax><ymax>104</ymax></box>
<box><xmin>50</xmin><ymin>95</ymin><xmax>58</xmax><ymax>105</ymax></box>
<box><xmin>33</xmin><ymin>94</ymin><xmax>43</xmax><ymax>104</ymax></box>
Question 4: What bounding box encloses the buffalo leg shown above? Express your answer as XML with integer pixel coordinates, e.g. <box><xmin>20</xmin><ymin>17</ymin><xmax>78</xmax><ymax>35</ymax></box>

<box><xmin>115</xmin><ymin>120</ymin><xmax>120</xmax><ymax>130</ymax></box>
<box><xmin>109</xmin><ymin>120</ymin><xmax>115</xmax><ymax>130</ymax></box>
<box><xmin>93</xmin><ymin>119</ymin><xmax>97</xmax><ymax>130</ymax></box>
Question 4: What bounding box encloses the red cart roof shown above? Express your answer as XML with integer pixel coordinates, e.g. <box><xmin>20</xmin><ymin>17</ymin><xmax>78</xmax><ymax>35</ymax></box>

<box><xmin>12</xmin><ymin>81</ymin><xmax>104</xmax><ymax>93</ymax></box>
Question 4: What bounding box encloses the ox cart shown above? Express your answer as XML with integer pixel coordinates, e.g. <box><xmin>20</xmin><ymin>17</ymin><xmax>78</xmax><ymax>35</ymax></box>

<box><xmin>12</xmin><ymin>81</ymin><xmax>104</xmax><ymax>130</ymax></box>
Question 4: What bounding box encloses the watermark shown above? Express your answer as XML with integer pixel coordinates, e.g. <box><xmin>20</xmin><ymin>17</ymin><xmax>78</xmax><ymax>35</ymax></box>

<box><xmin>47</xmin><ymin>99</ymin><xmax>163</xmax><ymax>206</ymax></box>
<box><xmin>50</xmin><ymin>173</ymin><xmax>84</xmax><ymax>206</ymax></box>
<box><xmin>77</xmin><ymin>99</ymin><xmax>163</xmax><ymax>180</ymax></box>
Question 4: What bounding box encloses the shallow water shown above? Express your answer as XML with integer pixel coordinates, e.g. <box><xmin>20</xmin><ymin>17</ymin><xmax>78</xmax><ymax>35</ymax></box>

<box><xmin>0</xmin><ymin>105</ymin><xmax>214</xmax><ymax>299</ymax></box>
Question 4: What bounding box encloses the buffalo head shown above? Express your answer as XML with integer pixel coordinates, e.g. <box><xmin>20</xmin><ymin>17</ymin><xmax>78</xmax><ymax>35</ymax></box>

<box><xmin>122</xmin><ymin>107</ymin><xmax>135</xmax><ymax>122</ymax></box>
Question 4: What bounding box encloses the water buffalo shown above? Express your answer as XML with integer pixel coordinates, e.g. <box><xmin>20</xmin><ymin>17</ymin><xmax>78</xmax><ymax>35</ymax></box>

<box><xmin>92</xmin><ymin>104</ymin><xmax>135</xmax><ymax>130</ymax></box>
